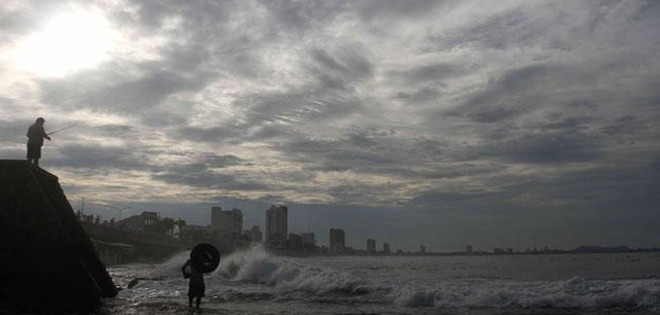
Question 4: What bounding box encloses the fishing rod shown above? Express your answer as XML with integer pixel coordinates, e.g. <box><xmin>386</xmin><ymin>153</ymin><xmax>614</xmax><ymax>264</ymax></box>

<box><xmin>47</xmin><ymin>123</ymin><xmax>79</xmax><ymax>136</ymax></box>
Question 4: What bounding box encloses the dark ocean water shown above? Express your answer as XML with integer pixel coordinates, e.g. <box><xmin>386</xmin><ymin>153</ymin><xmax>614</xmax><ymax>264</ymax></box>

<box><xmin>102</xmin><ymin>247</ymin><xmax>660</xmax><ymax>314</ymax></box>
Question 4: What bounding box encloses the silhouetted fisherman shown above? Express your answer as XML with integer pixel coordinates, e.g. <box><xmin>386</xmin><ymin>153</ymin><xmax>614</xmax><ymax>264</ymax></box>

<box><xmin>26</xmin><ymin>117</ymin><xmax>51</xmax><ymax>167</ymax></box>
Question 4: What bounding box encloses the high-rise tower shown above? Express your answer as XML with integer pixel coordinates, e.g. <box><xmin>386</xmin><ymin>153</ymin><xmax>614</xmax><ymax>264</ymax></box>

<box><xmin>266</xmin><ymin>205</ymin><xmax>288</xmax><ymax>244</ymax></box>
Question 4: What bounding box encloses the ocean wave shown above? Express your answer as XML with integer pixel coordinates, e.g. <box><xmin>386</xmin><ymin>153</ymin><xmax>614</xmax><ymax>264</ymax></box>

<box><xmin>392</xmin><ymin>277</ymin><xmax>660</xmax><ymax>311</ymax></box>
<box><xmin>218</xmin><ymin>246</ymin><xmax>374</xmax><ymax>295</ymax></box>
<box><xmin>216</xmin><ymin>247</ymin><xmax>660</xmax><ymax>311</ymax></box>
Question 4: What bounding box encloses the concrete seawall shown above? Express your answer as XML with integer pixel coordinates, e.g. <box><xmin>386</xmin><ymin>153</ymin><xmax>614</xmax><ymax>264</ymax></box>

<box><xmin>0</xmin><ymin>160</ymin><xmax>117</xmax><ymax>313</ymax></box>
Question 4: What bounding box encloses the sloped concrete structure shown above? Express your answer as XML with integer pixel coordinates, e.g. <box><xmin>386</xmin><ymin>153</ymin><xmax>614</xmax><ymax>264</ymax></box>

<box><xmin>0</xmin><ymin>160</ymin><xmax>117</xmax><ymax>313</ymax></box>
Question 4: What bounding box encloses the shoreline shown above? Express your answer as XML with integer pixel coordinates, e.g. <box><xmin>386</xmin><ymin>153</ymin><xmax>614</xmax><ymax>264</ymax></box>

<box><xmin>270</xmin><ymin>248</ymin><xmax>660</xmax><ymax>258</ymax></box>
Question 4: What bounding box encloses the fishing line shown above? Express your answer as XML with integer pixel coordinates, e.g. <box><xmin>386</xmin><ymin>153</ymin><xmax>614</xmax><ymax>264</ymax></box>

<box><xmin>47</xmin><ymin>123</ymin><xmax>80</xmax><ymax>136</ymax></box>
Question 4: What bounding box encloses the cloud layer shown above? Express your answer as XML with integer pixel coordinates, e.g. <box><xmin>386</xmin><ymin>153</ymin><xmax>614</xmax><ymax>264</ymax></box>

<box><xmin>1</xmin><ymin>0</ymin><xmax>658</xmax><ymax>250</ymax></box>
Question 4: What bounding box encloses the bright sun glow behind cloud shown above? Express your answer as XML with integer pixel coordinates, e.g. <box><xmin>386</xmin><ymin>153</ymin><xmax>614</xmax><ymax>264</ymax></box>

<box><xmin>15</xmin><ymin>8</ymin><xmax>115</xmax><ymax>78</ymax></box>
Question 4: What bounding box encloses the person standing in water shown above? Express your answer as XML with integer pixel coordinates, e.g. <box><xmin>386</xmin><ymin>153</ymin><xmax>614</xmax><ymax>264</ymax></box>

<box><xmin>181</xmin><ymin>258</ymin><xmax>205</xmax><ymax>310</ymax></box>
<box><xmin>26</xmin><ymin>117</ymin><xmax>51</xmax><ymax>167</ymax></box>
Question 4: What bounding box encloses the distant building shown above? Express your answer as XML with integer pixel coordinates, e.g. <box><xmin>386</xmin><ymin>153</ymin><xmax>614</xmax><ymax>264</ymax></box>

<box><xmin>266</xmin><ymin>205</ymin><xmax>288</xmax><ymax>244</ymax></box>
<box><xmin>465</xmin><ymin>245</ymin><xmax>473</xmax><ymax>253</ymax></box>
<box><xmin>420</xmin><ymin>245</ymin><xmax>426</xmax><ymax>254</ymax></box>
<box><xmin>288</xmin><ymin>233</ymin><xmax>303</xmax><ymax>250</ymax></box>
<box><xmin>117</xmin><ymin>211</ymin><xmax>159</xmax><ymax>233</ymax></box>
<box><xmin>210</xmin><ymin>207</ymin><xmax>243</xmax><ymax>236</ymax></box>
<box><xmin>383</xmin><ymin>242</ymin><xmax>390</xmax><ymax>254</ymax></box>
<box><xmin>243</xmin><ymin>225</ymin><xmax>263</xmax><ymax>242</ymax></box>
<box><xmin>367</xmin><ymin>239</ymin><xmax>376</xmax><ymax>253</ymax></box>
<box><xmin>116</xmin><ymin>211</ymin><xmax>178</xmax><ymax>236</ymax></box>
<box><xmin>329</xmin><ymin>228</ymin><xmax>345</xmax><ymax>252</ymax></box>
<box><xmin>301</xmin><ymin>232</ymin><xmax>315</xmax><ymax>246</ymax></box>
<box><xmin>180</xmin><ymin>224</ymin><xmax>212</xmax><ymax>244</ymax></box>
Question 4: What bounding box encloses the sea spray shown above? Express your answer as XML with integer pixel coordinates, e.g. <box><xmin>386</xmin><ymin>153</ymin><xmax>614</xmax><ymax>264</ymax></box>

<box><xmin>393</xmin><ymin>285</ymin><xmax>439</xmax><ymax>307</ymax></box>
<box><xmin>155</xmin><ymin>251</ymin><xmax>192</xmax><ymax>276</ymax></box>
<box><xmin>215</xmin><ymin>247</ymin><xmax>660</xmax><ymax>311</ymax></box>
<box><xmin>389</xmin><ymin>278</ymin><xmax>660</xmax><ymax>310</ymax></box>
<box><xmin>218</xmin><ymin>246</ymin><xmax>373</xmax><ymax>294</ymax></box>
<box><xmin>106</xmin><ymin>251</ymin><xmax>660</xmax><ymax>313</ymax></box>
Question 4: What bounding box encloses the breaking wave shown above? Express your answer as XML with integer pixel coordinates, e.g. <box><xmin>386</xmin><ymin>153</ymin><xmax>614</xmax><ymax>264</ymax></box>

<box><xmin>217</xmin><ymin>247</ymin><xmax>660</xmax><ymax>311</ymax></box>
<box><xmin>393</xmin><ymin>277</ymin><xmax>660</xmax><ymax>311</ymax></box>
<box><xmin>219</xmin><ymin>246</ymin><xmax>375</xmax><ymax>294</ymax></box>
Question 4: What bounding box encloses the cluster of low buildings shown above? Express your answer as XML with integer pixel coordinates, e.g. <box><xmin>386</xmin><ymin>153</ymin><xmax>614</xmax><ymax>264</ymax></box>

<box><xmin>80</xmin><ymin>204</ymin><xmax>421</xmax><ymax>256</ymax></box>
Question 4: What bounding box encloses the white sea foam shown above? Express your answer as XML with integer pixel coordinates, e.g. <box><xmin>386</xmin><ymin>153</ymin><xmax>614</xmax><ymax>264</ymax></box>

<box><xmin>214</xmin><ymin>247</ymin><xmax>660</xmax><ymax>311</ymax></box>
<box><xmin>218</xmin><ymin>246</ymin><xmax>372</xmax><ymax>294</ymax></box>
<box><xmin>155</xmin><ymin>251</ymin><xmax>191</xmax><ymax>276</ymax></box>
<box><xmin>390</xmin><ymin>277</ymin><xmax>660</xmax><ymax>311</ymax></box>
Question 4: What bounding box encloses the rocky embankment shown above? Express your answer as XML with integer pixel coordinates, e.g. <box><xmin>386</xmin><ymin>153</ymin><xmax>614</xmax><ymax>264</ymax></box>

<box><xmin>0</xmin><ymin>160</ymin><xmax>117</xmax><ymax>314</ymax></box>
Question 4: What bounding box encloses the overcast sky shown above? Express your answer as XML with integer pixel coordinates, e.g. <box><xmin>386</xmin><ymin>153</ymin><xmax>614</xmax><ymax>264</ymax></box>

<box><xmin>1</xmin><ymin>0</ymin><xmax>659</xmax><ymax>251</ymax></box>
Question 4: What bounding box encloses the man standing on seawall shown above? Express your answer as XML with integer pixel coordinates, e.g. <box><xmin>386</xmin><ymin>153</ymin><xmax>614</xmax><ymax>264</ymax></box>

<box><xmin>26</xmin><ymin>117</ymin><xmax>51</xmax><ymax>167</ymax></box>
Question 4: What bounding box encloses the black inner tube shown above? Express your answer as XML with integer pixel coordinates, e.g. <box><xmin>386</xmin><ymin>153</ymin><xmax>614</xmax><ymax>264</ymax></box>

<box><xmin>190</xmin><ymin>243</ymin><xmax>220</xmax><ymax>273</ymax></box>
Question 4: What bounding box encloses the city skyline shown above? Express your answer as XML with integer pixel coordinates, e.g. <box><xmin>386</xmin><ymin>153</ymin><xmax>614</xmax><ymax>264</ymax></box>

<box><xmin>86</xmin><ymin>203</ymin><xmax>646</xmax><ymax>254</ymax></box>
<box><xmin>1</xmin><ymin>1</ymin><xmax>659</xmax><ymax>252</ymax></box>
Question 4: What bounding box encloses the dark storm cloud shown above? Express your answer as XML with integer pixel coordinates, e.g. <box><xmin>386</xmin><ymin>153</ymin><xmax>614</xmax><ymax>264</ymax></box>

<box><xmin>427</xmin><ymin>6</ymin><xmax>555</xmax><ymax>51</ymax></box>
<box><xmin>544</xmin><ymin>167</ymin><xmax>660</xmax><ymax>206</ymax></box>
<box><xmin>447</xmin><ymin>64</ymin><xmax>554</xmax><ymax>123</ymax></box>
<box><xmin>327</xmin><ymin>182</ymin><xmax>407</xmax><ymax>205</ymax></box>
<box><xmin>310</xmin><ymin>47</ymin><xmax>375</xmax><ymax>87</ymax></box>
<box><xmin>354</xmin><ymin>0</ymin><xmax>448</xmax><ymax>21</ymax></box>
<box><xmin>261</xmin><ymin>0</ymin><xmax>347</xmax><ymax>32</ymax></box>
<box><xmin>239</xmin><ymin>90</ymin><xmax>364</xmax><ymax>127</ymax></box>
<box><xmin>410</xmin><ymin>158</ymin><xmax>660</xmax><ymax>213</ymax></box>
<box><xmin>141</xmin><ymin>110</ymin><xmax>190</xmax><ymax>127</ymax></box>
<box><xmin>599</xmin><ymin>115</ymin><xmax>645</xmax><ymax>138</ymax></box>
<box><xmin>293</xmin><ymin>141</ymin><xmax>482</xmax><ymax>182</ymax></box>
<box><xmin>410</xmin><ymin>189</ymin><xmax>502</xmax><ymax>209</ymax></box>
<box><xmin>425</xmin><ymin>1</ymin><xmax>660</xmax><ymax>52</ymax></box>
<box><xmin>539</xmin><ymin>116</ymin><xmax>592</xmax><ymax>132</ymax></box>
<box><xmin>414</xmin><ymin>162</ymin><xmax>503</xmax><ymax>180</ymax></box>
<box><xmin>280</xmin><ymin>136</ymin><xmax>396</xmax><ymax>173</ymax></box>
<box><xmin>40</xmin><ymin>67</ymin><xmax>217</xmax><ymax>113</ymax></box>
<box><xmin>49</xmin><ymin>144</ymin><xmax>147</xmax><ymax>169</ymax></box>
<box><xmin>0</xmin><ymin>120</ymin><xmax>29</xmax><ymax>143</ymax></box>
<box><xmin>147</xmin><ymin>153</ymin><xmax>262</xmax><ymax>190</ymax></box>
<box><xmin>387</xmin><ymin>62</ymin><xmax>460</xmax><ymax>106</ymax></box>
<box><xmin>453</xmin><ymin>116</ymin><xmax>650</xmax><ymax>167</ymax></box>
<box><xmin>483</xmin><ymin>132</ymin><xmax>600</xmax><ymax>164</ymax></box>
<box><xmin>389</xmin><ymin>62</ymin><xmax>461</xmax><ymax>86</ymax></box>
<box><xmin>201</xmin><ymin>154</ymin><xmax>246</xmax><ymax>168</ymax></box>
<box><xmin>152</xmin><ymin>164</ymin><xmax>266</xmax><ymax>191</ymax></box>
<box><xmin>171</xmin><ymin>70</ymin><xmax>370</xmax><ymax>145</ymax></box>
<box><xmin>94</xmin><ymin>124</ymin><xmax>135</xmax><ymax>136</ymax></box>
<box><xmin>513</xmin><ymin>161</ymin><xmax>660</xmax><ymax>208</ymax></box>
<box><xmin>394</xmin><ymin>87</ymin><xmax>443</xmax><ymax>105</ymax></box>
<box><xmin>219</xmin><ymin>46</ymin><xmax>377</xmax><ymax>126</ymax></box>
<box><xmin>273</xmin><ymin>131</ymin><xmax>486</xmax><ymax>181</ymax></box>
<box><xmin>130</xmin><ymin>0</ymin><xmax>233</xmax><ymax>33</ymax></box>
<box><xmin>174</xmin><ymin>126</ymin><xmax>241</xmax><ymax>143</ymax></box>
